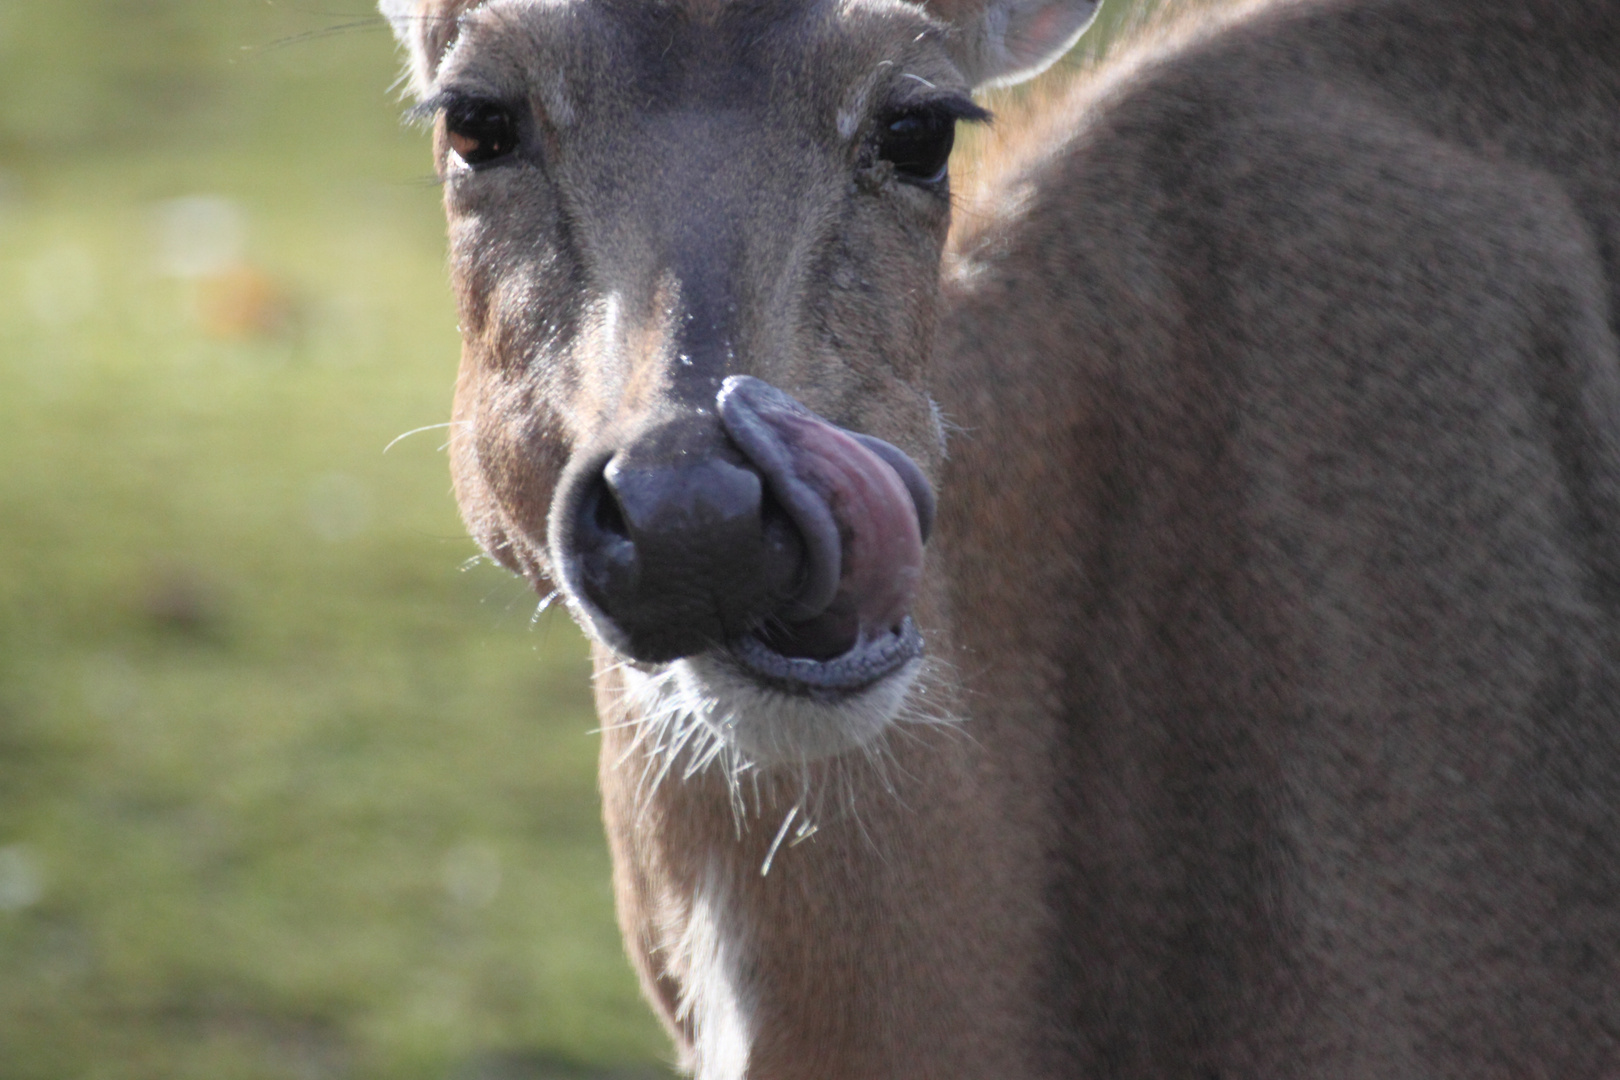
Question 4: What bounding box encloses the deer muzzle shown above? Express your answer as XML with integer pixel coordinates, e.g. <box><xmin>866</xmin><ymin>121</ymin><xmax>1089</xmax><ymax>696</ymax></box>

<box><xmin>559</xmin><ymin>376</ymin><xmax>932</xmax><ymax>683</ymax></box>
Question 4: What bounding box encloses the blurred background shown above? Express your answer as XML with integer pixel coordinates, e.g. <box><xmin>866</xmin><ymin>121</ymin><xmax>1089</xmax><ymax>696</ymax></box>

<box><xmin>0</xmin><ymin>2</ymin><xmax>1150</xmax><ymax>1078</ymax></box>
<box><xmin>0</xmin><ymin>3</ymin><xmax>664</xmax><ymax>1077</ymax></box>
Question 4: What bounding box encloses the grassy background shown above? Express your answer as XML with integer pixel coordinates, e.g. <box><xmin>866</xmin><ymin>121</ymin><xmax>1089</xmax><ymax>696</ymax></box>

<box><xmin>0</xmin><ymin>3</ymin><xmax>668</xmax><ymax>1077</ymax></box>
<box><xmin>0</xmin><ymin>2</ymin><xmax>1155</xmax><ymax>1077</ymax></box>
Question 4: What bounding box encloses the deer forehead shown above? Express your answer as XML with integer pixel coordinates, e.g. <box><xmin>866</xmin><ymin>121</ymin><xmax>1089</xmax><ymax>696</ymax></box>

<box><xmin>428</xmin><ymin>0</ymin><xmax>963</xmax><ymax>442</ymax></box>
<box><xmin>433</xmin><ymin>0</ymin><xmax>968</xmax><ymax>342</ymax></box>
<box><xmin>434</xmin><ymin>0</ymin><xmax>968</xmax><ymax>131</ymax></box>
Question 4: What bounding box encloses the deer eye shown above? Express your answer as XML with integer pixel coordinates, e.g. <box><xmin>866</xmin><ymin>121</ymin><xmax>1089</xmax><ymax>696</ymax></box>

<box><xmin>445</xmin><ymin>98</ymin><xmax>518</xmax><ymax>166</ymax></box>
<box><xmin>877</xmin><ymin>107</ymin><xmax>957</xmax><ymax>185</ymax></box>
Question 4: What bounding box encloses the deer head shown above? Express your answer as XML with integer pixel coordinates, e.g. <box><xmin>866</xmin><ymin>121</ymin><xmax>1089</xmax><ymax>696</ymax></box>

<box><xmin>381</xmin><ymin>0</ymin><xmax>1099</xmax><ymax>766</ymax></box>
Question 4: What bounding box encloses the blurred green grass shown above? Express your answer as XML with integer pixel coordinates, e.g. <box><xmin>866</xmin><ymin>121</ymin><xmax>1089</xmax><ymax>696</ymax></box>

<box><xmin>0</xmin><ymin>3</ymin><xmax>669</xmax><ymax>1077</ymax></box>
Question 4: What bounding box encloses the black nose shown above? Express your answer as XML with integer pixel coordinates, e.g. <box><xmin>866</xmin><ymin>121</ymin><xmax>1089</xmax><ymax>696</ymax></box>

<box><xmin>566</xmin><ymin>414</ymin><xmax>804</xmax><ymax>662</ymax></box>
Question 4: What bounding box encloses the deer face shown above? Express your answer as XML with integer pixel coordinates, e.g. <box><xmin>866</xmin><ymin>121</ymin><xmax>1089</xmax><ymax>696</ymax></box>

<box><xmin>384</xmin><ymin>0</ymin><xmax>1095</xmax><ymax>763</ymax></box>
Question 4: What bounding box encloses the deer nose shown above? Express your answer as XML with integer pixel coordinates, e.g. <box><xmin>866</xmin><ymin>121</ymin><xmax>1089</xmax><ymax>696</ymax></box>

<box><xmin>568</xmin><ymin>419</ymin><xmax>805</xmax><ymax>663</ymax></box>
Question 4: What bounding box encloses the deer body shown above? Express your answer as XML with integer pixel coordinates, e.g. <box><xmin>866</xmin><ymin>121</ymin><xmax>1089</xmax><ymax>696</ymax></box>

<box><xmin>383</xmin><ymin>0</ymin><xmax>1620</xmax><ymax>1075</ymax></box>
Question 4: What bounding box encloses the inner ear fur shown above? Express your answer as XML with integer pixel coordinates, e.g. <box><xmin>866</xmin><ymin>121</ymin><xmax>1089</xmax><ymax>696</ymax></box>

<box><xmin>930</xmin><ymin>0</ymin><xmax>1103</xmax><ymax>89</ymax></box>
<box><xmin>379</xmin><ymin>0</ymin><xmax>485</xmax><ymax>98</ymax></box>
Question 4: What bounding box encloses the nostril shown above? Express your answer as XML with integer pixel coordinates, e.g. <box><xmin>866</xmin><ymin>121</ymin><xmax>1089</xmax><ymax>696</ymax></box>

<box><xmin>575</xmin><ymin>474</ymin><xmax>638</xmax><ymax>613</ymax></box>
<box><xmin>565</xmin><ymin>447</ymin><xmax>809</xmax><ymax>663</ymax></box>
<box><xmin>592</xmin><ymin>478</ymin><xmax>629</xmax><ymax>539</ymax></box>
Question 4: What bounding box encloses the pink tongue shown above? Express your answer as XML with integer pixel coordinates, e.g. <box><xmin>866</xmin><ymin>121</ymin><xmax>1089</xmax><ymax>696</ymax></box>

<box><xmin>717</xmin><ymin>379</ymin><xmax>925</xmax><ymax>661</ymax></box>
<box><xmin>762</xmin><ymin>412</ymin><xmax>923</xmax><ymax>658</ymax></box>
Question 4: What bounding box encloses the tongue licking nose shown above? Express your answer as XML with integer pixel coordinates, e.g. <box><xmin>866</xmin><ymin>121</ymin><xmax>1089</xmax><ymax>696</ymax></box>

<box><xmin>718</xmin><ymin>376</ymin><xmax>932</xmax><ymax>661</ymax></box>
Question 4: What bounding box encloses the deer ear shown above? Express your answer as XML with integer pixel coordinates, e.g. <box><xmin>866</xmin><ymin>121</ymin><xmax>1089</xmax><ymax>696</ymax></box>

<box><xmin>379</xmin><ymin>0</ymin><xmax>469</xmax><ymax>98</ymax></box>
<box><xmin>948</xmin><ymin>0</ymin><xmax>1103</xmax><ymax>89</ymax></box>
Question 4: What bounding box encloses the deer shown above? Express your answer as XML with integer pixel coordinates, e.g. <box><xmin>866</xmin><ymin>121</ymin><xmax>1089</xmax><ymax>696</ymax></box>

<box><xmin>378</xmin><ymin>0</ymin><xmax>1620</xmax><ymax>1075</ymax></box>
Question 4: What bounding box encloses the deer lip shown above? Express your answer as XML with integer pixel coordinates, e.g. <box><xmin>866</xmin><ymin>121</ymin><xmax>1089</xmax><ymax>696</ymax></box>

<box><xmin>726</xmin><ymin>618</ymin><xmax>924</xmax><ymax>696</ymax></box>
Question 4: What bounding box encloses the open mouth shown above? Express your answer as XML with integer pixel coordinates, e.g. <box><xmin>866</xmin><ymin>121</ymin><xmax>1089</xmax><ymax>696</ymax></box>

<box><xmin>562</xmin><ymin>373</ymin><xmax>935</xmax><ymax>759</ymax></box>
<box><xmin>570</xmin><ymin>377</ymin><xmax>937</xmax><ymax>765</ymax></box>
<box><xmin>714</xmin><ymin>375</ymin><xmax>933</xmax><ymax>698</ymax></box>
<box><xmin>726</xmin><ymin>617</ymin><xmax>925</xmax><ymax>698</ymax></box>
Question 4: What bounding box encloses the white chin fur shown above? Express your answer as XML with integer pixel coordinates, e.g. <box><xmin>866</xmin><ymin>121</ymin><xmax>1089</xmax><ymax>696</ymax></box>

<box><xmin>631</xmin><ymin>653</ymin><xmax>923</xmax><ymax>768</ymax></box>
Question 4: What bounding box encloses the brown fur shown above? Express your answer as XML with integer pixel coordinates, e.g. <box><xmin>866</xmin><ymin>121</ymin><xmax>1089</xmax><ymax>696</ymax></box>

<box><xmin>383</xmin><ymin>0</ymin><xmax>1620</xmax><ymax>1075</ymax></box>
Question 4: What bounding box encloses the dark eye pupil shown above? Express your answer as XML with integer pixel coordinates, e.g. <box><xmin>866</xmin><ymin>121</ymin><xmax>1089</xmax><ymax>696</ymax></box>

<box><xmin>447</xmin><ymin>100</ymin><xmax>517</xmax><ymax>165</ymax></box>
<box><xmin>878</xmin><ymin>110</ymin><xmax>956</xmax><ymax>184</ymax></box>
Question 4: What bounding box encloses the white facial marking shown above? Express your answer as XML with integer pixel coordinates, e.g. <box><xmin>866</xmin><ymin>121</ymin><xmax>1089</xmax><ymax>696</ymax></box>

<box><xmin>676</xmin><ymin>860</ymin><xmax>756</xmax><ymax>1080</ymax></box>
<box><xmin>543</xmin><ymin>72</ymin><xmax>575</xmax><ymax>128</ymax></box>
<box><xmin>930</xmin><ymin>397</ymin><xmax>949</xmax><ymax>458</ymax></box>
<box><xmin>600</xmin><ymin>291</ymin><xmax>621</xmax><ymax>353</ymax></box>
<box><xmin>676</xmin><ymin>654</ymin><xmax>921</xmax><ymax>766</ymax></box>
<box><xmin>610</xmin><ymin>647</ymin><xmax>956</xmax><ymax>846</ymax></box>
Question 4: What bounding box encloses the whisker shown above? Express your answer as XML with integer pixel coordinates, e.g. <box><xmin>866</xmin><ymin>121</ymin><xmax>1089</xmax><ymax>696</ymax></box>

<box><xmin>760</xmin><ymin>800</ymin><xmax>801</xmax><ymax>877</ymax></box>
<box><xmin>595</xmin><ymin>648</ymin><xmax>965</xmax><ymax>862</ymax></box>
<box><xmin>530</xmin><ymin>590</ymin><xmax>561</xmax><ymax>624</ymax></box>
<box><xmin>383</xmin><ymin>421</ymin><xmax>460</xmax><ymax>454</ymax></box>
<box><xmin>241</xmin><ymin>18</ymin><xmax>392</xmax><ymax>55</ymax></box>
